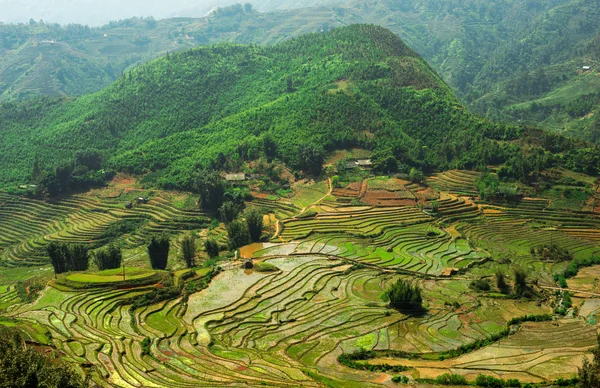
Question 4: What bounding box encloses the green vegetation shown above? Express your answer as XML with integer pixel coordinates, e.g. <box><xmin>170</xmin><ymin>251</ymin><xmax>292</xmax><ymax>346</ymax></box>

<box><xmin>579</xmin><ymin>336</ymin><xmax>600</xmax><ymax>388</ymax></box>
<box><xmin>47</xmin><ymin>242</ymin><xmax>90</xmax><ymax>275</ymax></box>
<box><xmin>1</xmin><ymin>25</ymin><xmax>598</xmax><ymax>193</ymax></box>
<box><xmin>181</xmin><ymin>234</ymin><xmax>196</xmax><ymax>268</ymax></box>
<box><xmin>253</xmin><ymin>262</ymin><xmax>279</xmax><ymax>273</ymax></box>
<box><xmin>384</xmin><ymin>279</ymin><xmax>423</xmax><ymax>312</ymax></box>
<box><xmin>204</xmin><ymin>239</ymin><xmax>220</xmax><ymax>258</ymax></box>
<box><xmin>147</xmin><ymin>235</ymin><xmax>170</xmax><ymax>270</ymax></box>
<box><xmin>245</xmin><ymin>208</ymin><xmax>264</xmax><ymax>242</ymax></box>
<box><xmin>226</xmin><ymin>220</ymin><xmax>251</xmax><ymax>250</ymax></box>
<box><xmin>0</xmin><ymin>329</ymin><xmax>86</xmax><ymax>387</ymax></box>
<box><xmin>93</xmin><ymin>244</ymin><xmax>122</xmax><ymax>270</ymax></box>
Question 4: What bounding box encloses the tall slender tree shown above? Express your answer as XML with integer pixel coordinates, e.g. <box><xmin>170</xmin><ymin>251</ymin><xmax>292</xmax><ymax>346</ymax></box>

<box><xmin>181</xmin><ymin>234</ymin><xmax>196</xmax><ymax>268</ymax></box>
<box><xmin>147</xmin><ymin>235</ymin><xmax>170</xmax><ymax>270</ymax></box>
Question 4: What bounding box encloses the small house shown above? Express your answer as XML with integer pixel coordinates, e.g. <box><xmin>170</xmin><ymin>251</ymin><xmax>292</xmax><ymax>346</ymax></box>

<box><xmin>136</xmin><ymin>197</ymin><xmax>149</xmax><ymax>204</ymax></box>
<box><xmin>247</xmin><ymin>174</ymin><xmax>260</xmax><ymax>180</ymax></box>
<box><xmin>225</xmin><ymin>173</ymin><xmax>246</xmax><ymax>181</ymax></box>
<box><xmin>344</xmin><ymin>160</ymin><xmax>359</xmax><ymax>170</ymax></box>
<box><xmin>19</xmin><ymin>185</ymin><xmax>28</xmax><ymax>189</ymax></box>
<box><xmin>441</xmin><ymin>268</ymin><xmax>459</xmax><ymax>277</ymax></box>
<box><xmin>356</xmin><ymin>159</ymin><xmax>373</xmax><ymax>168</ymax></box>
<box><xmin>583</xmin><ymin>66</ymin><xmax>592</xmax><ymax>71</ymax></box>
<box><xmin>125</xmin><ymin>201</ymin><xmax>133</xmax><ymax>209</ymax></box>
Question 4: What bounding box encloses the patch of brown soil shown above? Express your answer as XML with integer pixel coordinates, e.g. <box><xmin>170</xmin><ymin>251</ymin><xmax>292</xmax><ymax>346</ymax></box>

<box><xmin>251</xmin><ymin>191</ymin><xmax>270</xmax><ymax>199</ymax></box>
<box><xmin>361</xmin><ymin>190</ymin><xmax>417</xmax><ymax>207</ymax></box>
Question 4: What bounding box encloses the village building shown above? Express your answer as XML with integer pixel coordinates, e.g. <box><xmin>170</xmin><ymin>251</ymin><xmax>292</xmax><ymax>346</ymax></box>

<box><xmin>225</xmin><ymin>173</ymin><xmax>246</xmax><ymax>181</ymax></box>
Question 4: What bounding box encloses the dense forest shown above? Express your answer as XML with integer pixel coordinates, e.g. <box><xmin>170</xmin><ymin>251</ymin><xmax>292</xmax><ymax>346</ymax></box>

<box><xmin>2</xmin><ymin>0</ymin><xmax>600</xmax><ymax>142</ymax></box>
<box><xmin>0</xmin><ymin>25</ymin><xmax>597</xmax><ymax>195</ymax></box>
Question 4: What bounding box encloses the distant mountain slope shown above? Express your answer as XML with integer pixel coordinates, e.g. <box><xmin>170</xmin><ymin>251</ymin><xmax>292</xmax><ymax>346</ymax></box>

<box><xmin>2</xmin><ymin>1</ymin><xmax>600</xmax><ymax>140</ymax></box>
<box><xmin>7</xmin><ymin>24</ymin><xmax>583</xmax><ymax>191</ymax></box>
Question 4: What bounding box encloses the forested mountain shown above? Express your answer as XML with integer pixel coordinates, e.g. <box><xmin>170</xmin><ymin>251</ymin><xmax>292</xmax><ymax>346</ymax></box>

<box><xmin>2</xmin><ymin>0</ymin><xmax>600</xmax><ymax>143</ymax></box>
<box><xmin>1</xmin><ymin>25</ymin><xmax>597</xmax><ymax>194</ymax></box>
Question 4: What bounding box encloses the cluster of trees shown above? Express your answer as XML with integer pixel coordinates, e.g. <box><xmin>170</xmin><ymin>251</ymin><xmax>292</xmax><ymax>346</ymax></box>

<box><xmin>531</xmin><ymin>244</ymin><xmax>573</xmax><ymax>262</ymax></box>
<box><xmin>31</xmin><ymin>151</ymin><xmax>112</xmax><ymax>197</ymax></box>
<box><xmin>93</xmin><ymin>245</ymin><xmax>122</xmax><ymax>270</ymax></box>
<box><xmin>226</xmin><ymin>208</ymin><xmax>264</xmax><ymax>250</ymax></box>
<box><xmin>47</xmin><ymin>242</ymin><xmax>90</xmax><ymax>275</ymax></box>
<box><xmin>384</xmin><ymin>279</ymin><xmax>423</xmax><ymax>312</ymax></box>
<box><xmin>0</xmin><ymin>329</ymin><xmax>86</xmax><ymax>387</ymax></box>
<box><xmin>495</xmin><ymin>268</ymin><xmax>532</xmax><ymax>298</ymax></box>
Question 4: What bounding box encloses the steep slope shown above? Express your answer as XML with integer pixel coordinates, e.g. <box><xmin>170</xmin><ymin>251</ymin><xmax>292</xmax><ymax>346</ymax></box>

<box><xmin>1</xmin><ymin>24</ymin><xmax>542</xmax><ymax>190</ymax></box>
<box><xmin>3</xmin><ymin>0</ymin><xmax>600</xmax><ymax>144</ymax></box>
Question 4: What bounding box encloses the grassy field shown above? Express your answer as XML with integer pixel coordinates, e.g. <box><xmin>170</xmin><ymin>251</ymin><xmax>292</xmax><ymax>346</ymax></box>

<box><xmin>1</xmin><ymin>169</ymin><xmax>599</xmax><ymax>386</ymax></box>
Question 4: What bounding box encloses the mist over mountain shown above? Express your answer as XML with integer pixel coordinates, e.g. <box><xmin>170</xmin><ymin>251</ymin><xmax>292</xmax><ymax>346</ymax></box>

<box><xmin>0</xmin><ymin>0</ymin><xmax>351</xmax><ymax>26</ymax></box>
<box><xmin>0</xmin><ymin>0</ymin><xmax>217</xmax><ymax>26</ymax></box>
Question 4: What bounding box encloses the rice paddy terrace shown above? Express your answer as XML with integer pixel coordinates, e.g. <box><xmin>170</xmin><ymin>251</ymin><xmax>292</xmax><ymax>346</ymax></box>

<box><xmin>1</xmin><ymin>170</ymin><xmax>600</xmax><ymax>387</ymax></box>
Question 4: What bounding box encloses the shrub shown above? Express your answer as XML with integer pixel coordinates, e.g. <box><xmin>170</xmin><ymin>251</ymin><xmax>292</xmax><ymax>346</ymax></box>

<box><xmin>392</xmin><ymin>375</ymin><xmax>409</xmax><ymax>383</ymax></box>
<box><xmin>254</xmin><ymin>262</ymin><xmax>279</xmax><ymax>272</ymax></box>
<box><xmin>435</xmin><ymin>373</ymin><xmax>468</xmax><ymax>385</ymax></box>
<box><xmin>470</xmin><ymin>278</ymin><xmax>491</xmax><ymax>292</ymax></box>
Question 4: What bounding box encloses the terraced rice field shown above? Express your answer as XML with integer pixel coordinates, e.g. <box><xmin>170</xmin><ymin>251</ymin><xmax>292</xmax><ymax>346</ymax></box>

<box><xmin>2</xmin><ymin>170</ymin><xmax>600</xmax><ymax>386</ymax></box>
<box><xmin>0</xmin><ymin>192</ymin><xmax>208</xmax><ymax>266</ymax></box>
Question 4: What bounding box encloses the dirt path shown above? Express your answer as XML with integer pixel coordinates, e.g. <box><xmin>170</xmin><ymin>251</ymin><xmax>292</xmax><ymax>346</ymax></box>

<box><xmin>540</xmin><ymin>286</ymin><xmax>600</xmax><ymax>297</ymax></box>
<box><xmin>272</xmin><ymin>178</ymin><xmax>332</xmax><ymax>241</ymax></box>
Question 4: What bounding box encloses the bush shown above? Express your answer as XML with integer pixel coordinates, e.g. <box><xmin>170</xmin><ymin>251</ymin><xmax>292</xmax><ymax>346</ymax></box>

<box><xmin>470</xmin><ymin>278</ymin><xmax>491</xmax><ymax>292</ymax></box>
<box><xmin>254</xmin><ymin>262</ymin><xmax>279</xmax><ymax>272</ymax></box>
<box><xmin>384</xmin><ymin>279</ymin><xmax>423</xmax><ymax>312</ymax></box>
<box><xmin>435</xmin><ymin>373</ymin><xmax>468</xmax><ymax>385</ymax></box>
<box><xmin>392</xmin><ymin>375</ymin><xmax>409</xmax><ymax>383</ymax></box>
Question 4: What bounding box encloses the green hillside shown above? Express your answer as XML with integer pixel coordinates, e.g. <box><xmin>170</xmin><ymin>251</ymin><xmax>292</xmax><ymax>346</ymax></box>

<box><xmin>3</xmin><ymin>24</ymin><xmax>596</xmax><ymax>193</ymax></box>
<box><xmin>2</xmin><ymin>1</ymin><xmax>600</xmax><ymax>142</ymax></box>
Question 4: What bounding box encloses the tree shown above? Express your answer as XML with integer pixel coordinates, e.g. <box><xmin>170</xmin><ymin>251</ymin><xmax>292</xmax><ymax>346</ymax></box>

<box><xmin>47</xmin><ymin>242</ymin><xmax>89</xmax><ymax>275</ymax></box>
<box><xmin>384</xmin><ymin>279</ymin><xmax>423</xmax><ymax>312</ymax></box>
<box><xmin>513</xmin><ymin>268</ymin><xmax>528</xmax><ymax>296</ymax></box>
<box><xmin>219</xmin><ymin>201</ymin><xmax>243</xmax><ymax>224</ymax></box>
<box><xmin>93</xmin><ymin>245</ymin><xmax>122</xmax><ymax>270</ymax></box>
<box><xmin>409</xmin><ymin>168</ymin><xmax>424</xmax><ymax>183</ymax></box>
<box><xmin>192</xmin><ymin>169</ymin><xmax>225</xmax><ymax>212</ymax></box>
<box><xmin>245</xmin><ymin>208</ymin><xmax>264</xmax><ymax>242</ymax></box>
<box><xmin>204</xmin><ymin>239</ymin><xmax>220</xmax><ymax>258</ymax></box>
<box><xmin>226</xmin><ymin>220</ymin><xmax>251</xmax><ymax>250</ymax></box>
<box><xmin>579</xmin><ymin>336</ymin><xmax>600</xmax><ymax>388</ymax></box>
<box><xmin>147</xmin><ymin>235</ymin><xmax>170</xmax><ymax>270</ymax></box>
<box><xmin>181</xmin><ymin>234</ymin><xmax>196</xmax><ymax>268</ymax></box>
<box><xmin>0</xmin><ymin>329</ymin><xmax>86</xmax><ymax>388</ymax></box>
<box><xmin>495</xmin><ymin>270</ymin><xmax>509</xmax><ymax>293</ymax></box>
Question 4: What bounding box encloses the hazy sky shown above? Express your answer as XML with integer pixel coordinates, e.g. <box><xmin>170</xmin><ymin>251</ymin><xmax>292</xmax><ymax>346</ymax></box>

<box><xmin>0</xmin><ymin>0</ymin><xmax>228</xmax><ymax>26</ymax></box>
